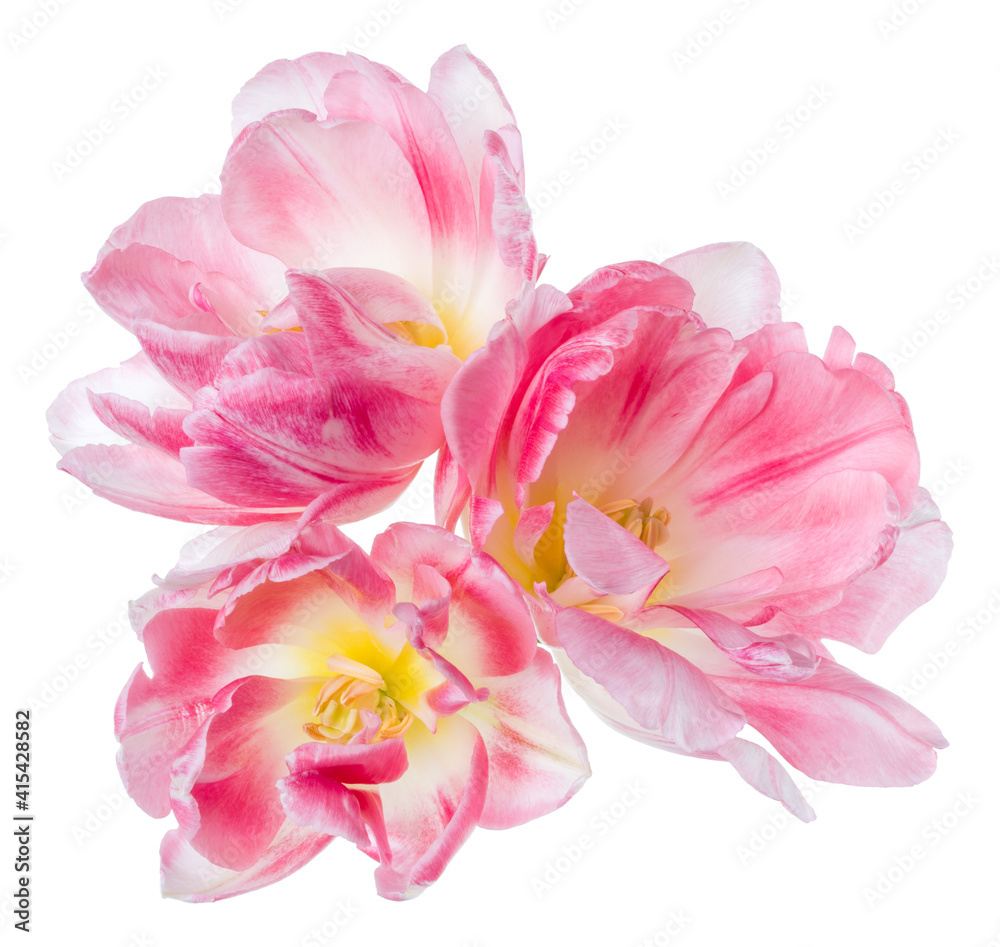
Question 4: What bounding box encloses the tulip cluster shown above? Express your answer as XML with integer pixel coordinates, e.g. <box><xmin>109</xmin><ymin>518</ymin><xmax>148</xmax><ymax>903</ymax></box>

<box><xmin>49</xmin><ymin>46</ymin><xmax>952</xmax><ymax>901</ymax></box>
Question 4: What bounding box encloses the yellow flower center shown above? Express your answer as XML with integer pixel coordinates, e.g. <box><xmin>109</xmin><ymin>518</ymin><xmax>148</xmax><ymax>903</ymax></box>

<box><xmin>384</xmin><ymin>320</ymin><xmax>447</xmax><ymax>348</ymax></box>
<box><xmin>304</xmin><ymin>652</ymin><xmax>413</xmax><ymax>745</ymax></box>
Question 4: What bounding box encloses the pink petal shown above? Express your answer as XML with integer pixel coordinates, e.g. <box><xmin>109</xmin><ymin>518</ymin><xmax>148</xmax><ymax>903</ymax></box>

<box><xmin>170</xmin><ymin>676</ymin><xmax>309</xmax><ymax>870</ymax></box>
<box><xmin>97</xmin><ymin>193</ymin><xmax>284</xmax><ymax>305</ymax></box>
<box><xmin>551</xmin><ymin>313</ymin><xmax>742</xmax><ymax>503</ymax></box>
<box><xmin>711</xmin><ymin>658</ymin><xmax>946</xmax><ymax>786</ymax></box>
<box><xmin>664</xmin><ymin>605</ymin><xmax>818</xmax><ymax>681</ymax></box>
<box><xmin>568</xmin><ymin>260</ymin><xmax>696</xmax><ymax>315</ymax></box>
<box><xmin>465</xmin><ymin>650</ymin><xmax>589</xmax><ymax>829</ymax></box>
<box><xmin>58</xmin><ymin>443</ymin><xmax>293</xmax><ymax>524</ymax></box>
<box><xmin>159</xmin><ymin>822</ymin><xmax>331</xmax><ymax>902</ymax></box>
<box><xmin>556</xmin><ymin>608</ymin><xmax>745</xmax><ymax>753</ymax></box>
<box><xmin>134</xmin><ymin>319</ymin><xmax>241</xmax><ymax>397</ymax></box>
<box><xmin>115</xmin><ymin>607</ymin><xmax>237</xmax><ymax>818</ymax></box>
<box><xmin>284</xmin><ymin>269</ymin><xmax>458</xmax><ymax>402</ymax></box>
<box><xmin>285</xmin><ymin>735</ymin><xmax>409</xmax><ymax>784</ymax></box>
<box><xmin>231</xmin><ymin>52</ymin><xmax>352</xmax><ymax>133</ymax></box>
<box><xmin>563</xmin><ymin>497</ymin><xmax>669</xmax><ymax>596</ymax></box>
<box><xmin>715</xmin><ymin>738</ymin><xmax>815</xmax><ymax>821</ymax></box>
<box><xmin>759</xmin><ymin>488</ymin><xmax>953</xmax><ymax>653</ymax></box>
<box><xmin>47</xmin><ymin>353</ymin><xmax>189</xmax><ymax>454</ymax></box>
<box><xmin>667</xmin><ymin>348</ymin><xmax>920</xmax><ymax>528</ymax></box>
<box><xmin>372</xmin><ymin>523</ymin><xmax>538</xmax><ymax>678</ymax></box>
<box><xmin>509</xmin><ymin>310</ymin><xmax>638</xmax><ymax>504</ymax></box>
<box><xmin>441</xmin><ymin>317</ymin><xmax>525</xmax><ymax>494</ymax></box>
<box><xmin>374</xmin><ymin>717</ymin><xmax>488</xmax><ymax>899</ymax></box>
<box><xmin>662</xmin><ymin>242</ymin><xmax>781</xmax><ymax>338</ymax></box>
<box><xmin>322</xmin><ymin>57</ymin><xmax>478</xmax><ymax>311</ymax></box>
<box><xmin>221</xmin><ymin>111</ymin><xmax>433</xmax><ymax>292</ymax></box>
<box><xmin>87</xmin><ymin>390</ymin><xmax>190</xmax><ymax>457</ymax></box>
<box><xmin>182</xmin><ymin>367</ymin><xmax>427</xmax><ymax>509</ymax></box>
<box><xmin>279</xmin><ymin>739</ymin><xmax>409</xmax><ymax>847</ymax></box>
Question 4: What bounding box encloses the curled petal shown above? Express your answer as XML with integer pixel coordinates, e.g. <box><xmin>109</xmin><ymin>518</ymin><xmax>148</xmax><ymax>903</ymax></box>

<box><xmin>160</xmin><ymin>823</ymin><xmax>331</xmax><ymax>903</ymax></box>
<box><xmin>556</xmin><ymin>607</ymin><xmax>745</xmax><ymax>753</ymax></box>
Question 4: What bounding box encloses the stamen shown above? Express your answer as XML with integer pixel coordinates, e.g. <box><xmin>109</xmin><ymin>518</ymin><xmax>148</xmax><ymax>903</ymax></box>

<box><xmin>600</xmin><ymin>496</ymin><xmax>670</xmax><ymax>550</ymax></box>
<box><xmin>598</xmin><ymin>498</ymin><xmax>639</xmax><ymax>516</ymax></box>
<box><xmin>306</xmin><ymin>653</ymin><xmax>412</xmax><ymax>746</ymax></box>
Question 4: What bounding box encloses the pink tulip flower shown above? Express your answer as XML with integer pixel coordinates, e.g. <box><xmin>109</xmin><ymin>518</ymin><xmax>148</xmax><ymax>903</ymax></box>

<box><xmin>437</xmin><ymin>246</ymin><xmax>952</xmax><ymax>818</ymax></box>
<box><xmin>49</xmin><ymin>46</ymin><xmax>539</xmax><ymax>524</ymax></box>
<box><xmin>116</xmin><ymin>513</ymin><xmax>588</xmax><ymax>900</ymax></box>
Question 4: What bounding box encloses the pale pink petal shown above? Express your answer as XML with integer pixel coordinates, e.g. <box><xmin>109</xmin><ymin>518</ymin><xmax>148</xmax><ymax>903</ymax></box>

<box><xmin>664</xmin><ymin>605</ymin><xmax>818</xmax><ymax>681</ymax></box>
<box><xmin>221</xmin><ymin>111</ymin><xmax>434</xmax><ymax>292</ymax></box>
<box><xmin>661</xmin><ymin>470</ymin><xmax>902</xmax><ymax>614</ymax></box>
<box><xmin>469</xmin><ymin>496</ymin><xmax>504</xmax><ymax>548</ymax></box>
<box><xmin>427</xmin><ymin>45</ymin><xmax>518</xmax><ymax>201</ymax></box>
<box><xmin>434</xmin><ymin>441</ymin><xmax>471</xmax><ymax>531</ymax></box>
<box><xmin>823</xmin><ymin>324</ymin><xmax>856</xmax><ymax>370</ymax></box>
<box><xmin>759</xmin><ymin>488</ymin><xmax>953</xmax><ymax>652</ymax></box>
<box><xmin>512</xmin><ymin>501</ymin><xmax>555</xmax><ymax>567</ymax></box>
<box><xmin>556</xmin><ymin>608</ymin><xmax>745</xmax><ymax>753</ymax></box>
<box><xmin>322</xmin><ymin>57</ymin><xmax>477</xmax><ymax>311</ymax></box>
<box><xmin>663</xmin><ymin>242</ymin><xmax>781</xmax><ymax>338</ymax></box>
<box><xmin>58</xmin><ymin>443</ymin><xmax>294</xmax><ymax>524</ymax></box>
<box><xmin>715</xmin><ymin>738</ymin><xmax>815</xmax><ymax>821</ymax></box>
<box><xmin>231</xmin><ymin>52</ymin><xmax>353</xmax><ymax>133</ymax></box>
<box><xmin>160</xmin><ymin>823</ymin><xmax>331</xmax><ymax>902</ymax></box>
<box><xmin>482</xmin><ymin>127</ymin><xmax>537</xmax><ymax>282</ymax></box>
<box><xmin>85</xmin><ymin>244</ymin><xmax>223</xmax><ymax>334</ymax></box>
<box><xmin>47</xmin><ymin>353</ymin><xmax>189</xmax><ymax>454</ymax></box>
<box><xmin>98</xmin><ymin>194</ymin><xmax>284</xmax><ymax>304</ymax></box>
<box><xmin>563</xmin><ymin>497</ymin><xmax>669</xmax><ymax>596</ymax></box>
<box><xmin>711</xmin><ymin>658</ymin><xmax>946</xmax><ymax>786</ymax></box>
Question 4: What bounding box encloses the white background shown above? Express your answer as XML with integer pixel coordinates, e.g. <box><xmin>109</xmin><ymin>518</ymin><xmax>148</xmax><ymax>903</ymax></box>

<box><xmin>2</xmin><ymin>0</ymin><xmax>998</xmax><ymax>944</ymax></box>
